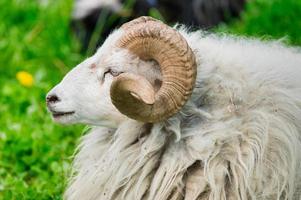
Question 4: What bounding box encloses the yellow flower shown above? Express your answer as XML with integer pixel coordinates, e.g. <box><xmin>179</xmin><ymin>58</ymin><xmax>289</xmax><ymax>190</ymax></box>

<box><xmin>16</xmin><ymin>71</ymin><xmax>34</xmax><ymax>87</ymax></box>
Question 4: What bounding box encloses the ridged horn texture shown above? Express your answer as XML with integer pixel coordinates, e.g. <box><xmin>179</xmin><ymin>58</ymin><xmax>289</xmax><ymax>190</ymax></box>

<box><xmin>110</xmin><ymin>16</ymin><xmax>197</xmax><ymax>122</ymax></box>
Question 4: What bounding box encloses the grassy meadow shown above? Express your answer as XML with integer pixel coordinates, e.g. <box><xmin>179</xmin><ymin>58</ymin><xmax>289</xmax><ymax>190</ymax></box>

<box><xmin>0</xmin><ymin>0</ymin><xmax>300</xmax><ymax>199</ymax></box>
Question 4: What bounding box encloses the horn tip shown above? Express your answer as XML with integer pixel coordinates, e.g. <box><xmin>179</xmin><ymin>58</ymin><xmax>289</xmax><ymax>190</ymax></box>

<box><xmin>130</xmin><ymin>91</ymin><xmax>155</xmax><ymax>105</ymax></box>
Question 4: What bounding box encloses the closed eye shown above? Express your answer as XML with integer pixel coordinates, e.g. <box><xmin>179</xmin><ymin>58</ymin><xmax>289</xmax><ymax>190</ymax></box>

<box><xmin>104</xmin><ymin>69</ymin><xmax>122</xmax><ymax>77</ymax></box>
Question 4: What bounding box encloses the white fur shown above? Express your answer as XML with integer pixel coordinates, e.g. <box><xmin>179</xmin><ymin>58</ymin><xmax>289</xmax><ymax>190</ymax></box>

<box><xmin>47</xmin><ymin>25</ymin><xmax>301</xmax><ymax>199</ymax></box>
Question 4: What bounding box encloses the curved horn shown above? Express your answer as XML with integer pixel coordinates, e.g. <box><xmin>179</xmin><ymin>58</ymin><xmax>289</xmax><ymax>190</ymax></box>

<box><xmin>110</xmin><ymin>16</ymin><xmax>197</xmax><ymax>122</ymax></box>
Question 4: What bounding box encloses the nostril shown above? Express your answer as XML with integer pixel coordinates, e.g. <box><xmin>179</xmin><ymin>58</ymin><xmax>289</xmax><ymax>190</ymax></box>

<box><xmin>46</xmin><ymin>94</ymin><xmax>60</xmax><ymax>104</ymax></box>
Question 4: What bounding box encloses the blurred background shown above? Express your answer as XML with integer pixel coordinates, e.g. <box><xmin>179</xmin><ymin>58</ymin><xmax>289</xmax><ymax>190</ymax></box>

<box><xmin>0</xmin><ymin>0</ymin><xmax>300</xmax><ymax>199</ymax></box>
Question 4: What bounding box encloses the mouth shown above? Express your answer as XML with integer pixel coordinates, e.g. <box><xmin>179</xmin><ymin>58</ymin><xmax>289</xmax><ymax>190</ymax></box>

<box><xmin>51</xmin><ymin>111</ymin><xmax>75</xmax><ymax>118</ymax></box>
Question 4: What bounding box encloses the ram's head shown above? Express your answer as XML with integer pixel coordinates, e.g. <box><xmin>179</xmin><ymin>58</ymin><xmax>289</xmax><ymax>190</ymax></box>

<box><xmin>46</xmin><ymin>17</ymin><xmax>197</xmax><ymax>127</ymax></box>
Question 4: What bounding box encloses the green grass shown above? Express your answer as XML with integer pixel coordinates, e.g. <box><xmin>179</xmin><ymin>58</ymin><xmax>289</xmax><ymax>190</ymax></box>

<box><xmin>0</xmin><ymin>1</ymin><xmax>84</xmax><ymax>199</ymax></box>
<box><xmin>217</xmin><ymin>0</ymin><xmax>301</xmax><ymax>45</ymax></box>
<box><xmin>0</xmin><ymin>0</ymin><xmax>300</xmax><ymax>199</ymax></box>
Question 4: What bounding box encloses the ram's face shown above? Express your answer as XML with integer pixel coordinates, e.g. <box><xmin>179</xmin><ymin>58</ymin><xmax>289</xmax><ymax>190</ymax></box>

<box><xmin>46</xmin><ymin>30</ymin><xmax>161</xmax><ymax>127</ymax></box>
<box><xmin>46</xmin><ymin>57</ymin><xmax>121</xmax><ymax>127</ymax></box>
<box><xmin>46</xmin><ymin>31</ymin><xmax>128</xmax><ymax>127</ymax></box>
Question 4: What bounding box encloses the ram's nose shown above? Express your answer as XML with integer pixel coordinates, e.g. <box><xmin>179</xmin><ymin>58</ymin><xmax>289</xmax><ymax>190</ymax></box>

<box><xmin>46</xmin><ymin>93</ymin><xmax>60</xmax><ymax>106</ymax></box>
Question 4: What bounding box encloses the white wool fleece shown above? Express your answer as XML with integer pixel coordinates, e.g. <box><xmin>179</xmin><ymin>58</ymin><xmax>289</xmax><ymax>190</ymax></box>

<box><xmin>51</xmin><ymin>27</ymin><xmax>301</xmax><ymax>200</ymax></box>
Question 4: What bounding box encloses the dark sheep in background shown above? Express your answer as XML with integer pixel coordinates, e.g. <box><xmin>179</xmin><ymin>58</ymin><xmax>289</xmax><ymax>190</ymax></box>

<box><xmin>72</xmin><ymin>0</ymin><xmax>246</xmax><ymax>53</ymax></box>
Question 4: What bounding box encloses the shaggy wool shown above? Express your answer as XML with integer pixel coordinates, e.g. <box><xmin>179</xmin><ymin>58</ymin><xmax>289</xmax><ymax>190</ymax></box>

<box><xmin>65</xmin><ymin>27</ymin><xmax>301</xmax><ymax>200</ymax></box>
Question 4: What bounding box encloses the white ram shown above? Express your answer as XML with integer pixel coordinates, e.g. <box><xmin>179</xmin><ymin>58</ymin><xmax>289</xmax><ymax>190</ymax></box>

<box><xmin>46</xmin><ymin>17</ymin><xmax>301</xmax><ymax>200</ymax></box>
